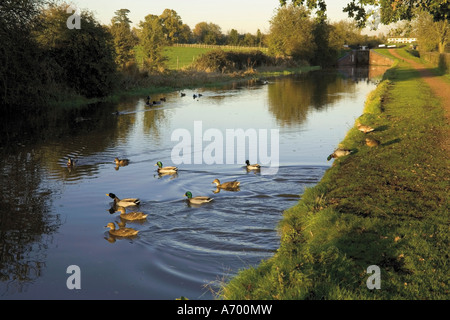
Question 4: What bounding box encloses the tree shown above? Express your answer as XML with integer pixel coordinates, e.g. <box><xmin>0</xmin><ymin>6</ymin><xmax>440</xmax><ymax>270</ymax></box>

<box><xmin>193</xmin><ymin>22</ymin><xmax>223</xmax><ymax>44</ymax></box>
<box><xmin>280</xmin><ymin>0</ymin><xmax>449</xmax><ymax>28</ymax></box>
<box><xmin>178</xmin><ymin>23</ymin><xmax>193</xmax><ymax>43</ymax></box>
<box><xmin>328</xmin><ymin>20</ymin><xmax>363</xmax><ymax>49</ymax></box>
<box><xmin>414</xmin><ymin>10</ymin><xmax>449</xmax><ymax>53</ymax></box>
<box><xmin>227</xmin><ymin>29</ymin><xmax>239</xmax><ymax>45</ymax></box>
<box><xmin>256</xmin><ymin>29</ymin><xmax>263</xmax><ymax>47</ymax></box>
<box><xmin>268</xmin><ymin>5</ymin><xmax>316</xmax><ymax>61</ymax></box>
<box><xmin>35</xmin><ymin>3</ymin><xmax>117</xmax><ymax>98</ymax></box>
<box><xmin>242</xmin><ymin>33</ymin><xmax>256</xmax><ymax>46</ymax></box>
<box><xmin>0</xmin><ymin>0</ymin><xmax>50</xmax><ymax>113</ymax></box>
<box><xmin>159</xmin><ymin>9</ymin><xmax>184</xmax><ymax>44</ymax></box>
<box><xmin>138</xmin><ymin>14</ymin><xmax>167</xmax><ymax>71</ymax></box>
<box><xmin>109</xmin><ymin>9</ymin><xmax>138</xmax><ymax>70</ymax></box>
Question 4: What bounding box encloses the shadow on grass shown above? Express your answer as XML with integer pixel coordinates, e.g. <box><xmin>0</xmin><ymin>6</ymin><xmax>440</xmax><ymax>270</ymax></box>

<box><xmin>374</xmin><ymin>125</ymin><xmax>389</xmax><ymax>132</ymax></box>
<box><xmin>381</xmin><ymin>138</ymin><xmax>401</xmax><ymax>147</ymax></box>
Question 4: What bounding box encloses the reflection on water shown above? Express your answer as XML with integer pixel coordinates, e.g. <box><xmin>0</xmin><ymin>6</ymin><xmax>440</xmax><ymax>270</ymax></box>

<box><xmin>0</xmin><ymin>149</ymin><xmax>62</xmax><ymax>295</ymax></box>
<box><xmin>0</xmin><ymin>67</ymin><xmax>388</xmax><ymax>299</ymax></box>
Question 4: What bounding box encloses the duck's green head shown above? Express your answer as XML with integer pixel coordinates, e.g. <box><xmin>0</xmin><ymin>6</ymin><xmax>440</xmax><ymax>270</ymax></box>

<box><xmin>106</xmin><ymin>193</ymin><xmax>116</xmax><ymax>199</ymax></box>
<box><xmin>184</xmin><ymin>191</ymin><xmax>192</xmax><ymax>199</ymax></box>
<box><xmin>326</xmin><ymin>155</ymin><xmax>332</xmax><ymax>161</ymax></box>
<box><xmin>156</xmin><ymin>161</ymin><xmax>163</xmax><ymax>168</ymax></box>
<box><xmin>245</xmin><ymin>160</ymin><xmax>250</xmax><ymax>165</ymax></box>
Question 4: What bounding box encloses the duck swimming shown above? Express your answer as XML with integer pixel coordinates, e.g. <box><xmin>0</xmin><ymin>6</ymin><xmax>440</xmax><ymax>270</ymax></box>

<box><xmin>184</xmin><ymin>191</ymin><xmax>213</xmax><ymax>205</ymax></box>
<box><xmin>67</xmin><ymin>157</ymin><xmax>77</xmax><ymax>167</ymax></box>
<box><xmin>212</xmin><ymin>179</ymin><xmax>240</xmax><ymax>189</ymax></box>
<box><xmin>116</xmin><ymin>206</ymin><xmax>148</xmax><ymax>221</ymax></box>
<box><xmin>245</xmin><ymin>160</ymin><xmax>261</xmax><ymax>170</ymax></box>
<box><xmin>327</xmin><ymin>148</ymin><xmax>352</xmax><ymax>161</ymax></box>
<box><xmin>155</xmin><ymin>161</ymin><xmax>178</xmax><ymax>174</ymax></box>
<box><xmin>114</xmin><ymin>158</ymin><xmax>129</xmax><ymax>166</ymax></box>
<box><xmin>105</xmin><ymin>222</ymin><xmax>139</xmax><ymax>237</ymax></box>
<box><xmin>106</xmin><ymin>193</ymin><xmax>140</xmax><ymax>207</ymax></box>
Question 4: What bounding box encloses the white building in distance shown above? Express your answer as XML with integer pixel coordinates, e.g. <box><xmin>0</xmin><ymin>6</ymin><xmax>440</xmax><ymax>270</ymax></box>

<box><xmin>387</xmin><ymin>37</ymin><xmax>417</xmax><ymax>44</ymax></box>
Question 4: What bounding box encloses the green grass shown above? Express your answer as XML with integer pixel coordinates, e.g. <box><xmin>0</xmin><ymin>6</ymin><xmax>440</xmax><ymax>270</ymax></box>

<box><xmin>220</xmin><ymin>49</ymin><xmax>449</xmax><ymax>300</ymax></box>
<box><xmin>163</xmin><ymin>45</ymin><xmax>269</xmax><ymax>70</ymax></box>
<box><xmin>163</xmin><ymin>46</ymin><xmax>212</xmax><ymax>69</ymax></box>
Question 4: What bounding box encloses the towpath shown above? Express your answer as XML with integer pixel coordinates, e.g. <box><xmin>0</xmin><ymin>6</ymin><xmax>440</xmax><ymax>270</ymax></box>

<box><xmin>388</xmin><ymin>49</ymin><xmax>450</xmax><ymax>153</ymax></box>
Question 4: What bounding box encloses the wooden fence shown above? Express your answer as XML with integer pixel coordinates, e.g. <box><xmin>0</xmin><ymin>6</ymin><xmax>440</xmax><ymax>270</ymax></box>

<box><xmin>172</xmin><ymin>43</ymin><xmax>268</xmax><ymax>52</ymax></box>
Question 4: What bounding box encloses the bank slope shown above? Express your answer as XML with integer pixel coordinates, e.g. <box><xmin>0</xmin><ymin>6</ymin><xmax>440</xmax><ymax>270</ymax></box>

<box><xmin>221</xmin><ymin>49</ymin><xmax>449</xmax><ymax>300</ymax></box>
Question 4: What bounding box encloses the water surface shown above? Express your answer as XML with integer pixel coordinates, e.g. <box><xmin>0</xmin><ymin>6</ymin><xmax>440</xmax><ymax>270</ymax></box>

<box><xmin>0</xmin><ymin>67</ymin><xmax>386</xmax><ymax>299</ymax></box>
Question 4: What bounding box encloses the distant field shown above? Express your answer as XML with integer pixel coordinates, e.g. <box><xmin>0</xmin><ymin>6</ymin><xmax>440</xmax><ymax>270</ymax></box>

<box><xmin>163</xmin><ymin>46</ymin><xmax>212</xmax><ymax>70</ymax></box>
<box><xmin>135</xmin><ymin>44</ymin><xmax>269</xmax><ymax>70</ymax></box>
<box><xmin>164</xmin><ymin>44</ymin><xmax>269</xmax><ymax>70</ymax></box>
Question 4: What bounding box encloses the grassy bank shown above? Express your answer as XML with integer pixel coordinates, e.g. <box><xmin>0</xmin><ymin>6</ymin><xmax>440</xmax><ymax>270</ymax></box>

<box><xmin>220</xmin><ymin>50</ymin><xmax>449</xmax><ymax>299</ymax></box>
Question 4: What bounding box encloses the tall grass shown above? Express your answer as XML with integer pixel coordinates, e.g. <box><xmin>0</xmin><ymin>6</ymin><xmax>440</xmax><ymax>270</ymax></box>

<box><xmin>220</xmin><ymin>49</ymin><xmax>449</xmax><ymax>300</ymax></box>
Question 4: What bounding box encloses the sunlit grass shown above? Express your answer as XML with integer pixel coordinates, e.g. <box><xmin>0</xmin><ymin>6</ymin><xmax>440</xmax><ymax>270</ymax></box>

<box><xmin>220</xmin><ymin>49</ymin><xmax>449</xmax><ymax>300</ymax></box>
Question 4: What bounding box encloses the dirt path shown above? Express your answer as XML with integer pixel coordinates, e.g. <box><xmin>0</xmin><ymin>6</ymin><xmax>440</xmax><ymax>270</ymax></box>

<box><xmin>388</xmin><ymin>49</ymin><xmax>450</xmax><ymax>153</ymax></box>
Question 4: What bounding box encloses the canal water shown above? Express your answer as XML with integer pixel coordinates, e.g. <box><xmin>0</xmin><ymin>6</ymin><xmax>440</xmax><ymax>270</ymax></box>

<box><xmin>0</xmin><ymin>67</ymin><xmax>386</xmax><ymax>299</ymax></box>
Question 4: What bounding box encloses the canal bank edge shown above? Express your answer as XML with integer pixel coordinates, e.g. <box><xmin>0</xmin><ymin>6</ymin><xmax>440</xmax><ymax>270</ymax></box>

<box><xmin>220</xmin><ymin>49</ymin><xmax>449</xmax><ymax>300</ymax></box>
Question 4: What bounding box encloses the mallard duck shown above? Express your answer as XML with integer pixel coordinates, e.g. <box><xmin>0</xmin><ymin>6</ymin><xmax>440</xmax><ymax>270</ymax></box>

<box><xmin>357</xmin><ymin>123</ymin><xmax>375</xmax><ymax>134</ymax></box>
<box><xmin>212</xmin><ymin>179</ymin><xmax>240</xmax><ymax>189</ymax></box>
<box><xmin>116</xmin><ymin>206</ymin><xmax>148</xmax><ymax>221</ymax></box>
<box><xmin>114</xmin><ymin>157</ymin><xmax>129</xmax><ymax>166</ymax></box>
<box><xmin>67</xmin><ymin>157</ymin><xmax>77</xmax><ymax>167</ymax></box>
<box><xmin>180</xmin><ymin>92</ymin><xmax>186</xmax><ymax>97</ymax></box>
<box><xmin>245</xmin><ymin>160</ymin><xmax>261</xmax><ymax>170</ymax></box>
<box><xmin>366</xmin><ymin>137</ymin><xmax>380</xmax><ymax>147</ymax></box>
<box><xmin>105</xmin><ymin>222</ymin><xmax>138</xmax><ymax>237</ymax></box>
<box><xmin>155</xmin><ymin>161</ymin><xmax>178</xmax><ymax>174</ymax></box>
<box><xmin>184</xmin><ymin>191</ymin><xmax>213</xmax><ymax>205</ymax></box>
<box><xmin>327</xmin><ymin>148</ymin><xmax>352</xmax><ymax>161</ymax></box>
<box><xmin>106</xmin><ymin>193</ymin><xmax>140</xmax><ymax>207</ymax></box>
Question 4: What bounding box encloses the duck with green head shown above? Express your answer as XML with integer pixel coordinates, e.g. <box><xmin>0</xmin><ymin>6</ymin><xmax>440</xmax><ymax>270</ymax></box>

<box><xmin>155</xmin><ymin>161</ymin><xmax>178</xmax><ymax>174</ymax></box>
<box><xmin>184</xmin><ymin>191</ymin><xmax>213</xmax><ymax>205</ymax></box>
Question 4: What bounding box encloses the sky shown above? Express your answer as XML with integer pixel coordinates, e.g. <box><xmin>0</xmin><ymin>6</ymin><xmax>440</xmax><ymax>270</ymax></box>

<box><xmin>71</xmin><ymin>0</ymin><xmax>385</xmax><ymax>35</ymax></box>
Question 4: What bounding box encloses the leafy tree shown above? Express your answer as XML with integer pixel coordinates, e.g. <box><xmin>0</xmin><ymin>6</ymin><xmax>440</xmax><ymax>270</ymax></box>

<box><xmin>109</xmin><ymin>9</ymin><xmax>138</xmax><ymax>70</ymax></box>
<box><xmin>268</xmin><ymin>5</ymin><xmax>316</xmax><ymax>62</ymax></box>
<box><xmin>159</xmin><ymin>9</ymin><xmax>184</xmax><ymax>44</ymax></box>
<box><xmin>414</xmin><ymin>10</ymin><xmax>449</xmax><ymax>53</ymax></box>
<box><xmin>328</xmin><ymin>20</ymin><xmax>362</xmax><ymax>49</ymax></box>
<box><xmin>227</xmin><ymin>29</ymin><xmax>239</xmax><ymax>45</ymax></box>
<box><xmin>193</xmin><ymin>22</ymin><xmax>223</xmax><ymax>44</ymax></box>
<box><xmin>256</xmin><ymin>29</ymin><xmax>263</xmax><ymax>47</ymax></box>
<box><xmin>35</xmin><ymin>3</ymin><xmax>117</xmax><ymax>98</ymax></box>
<box><xmin>280</xmin><ymin>0</ymin><xmax>449</xmax><ymax>28</ymax></box>
<box><xmin>0</xmin><ymin>0</ymin><xmax>50</xmax><ymax>113</ymax></box>
<box><xmin>242</xmin><ymin>33</ymin><xmax>256</xmax><ymax>46</ymax></box>
<box><xmin>138</xmin><ymin>14</ymin><xmax>167</xmax><ymax>71</ymax></box>
<box><xmin>178</xmin><ymin>23</ymin><xmax>193</xmax><ymax>43</ymax></box>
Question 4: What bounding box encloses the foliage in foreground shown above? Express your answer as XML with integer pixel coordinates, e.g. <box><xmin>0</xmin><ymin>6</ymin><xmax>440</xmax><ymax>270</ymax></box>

<box><xmin>220</xmin><ymin>50</ymin><xmax>449</xmax><ymax>300</ymax></box>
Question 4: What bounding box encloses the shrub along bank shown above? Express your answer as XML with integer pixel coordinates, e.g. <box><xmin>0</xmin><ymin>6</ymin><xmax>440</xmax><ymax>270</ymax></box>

<box><xmin>220</xmin><ymin>50</ymin><xmax>449</xmax><ymax>299</ymax></box>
